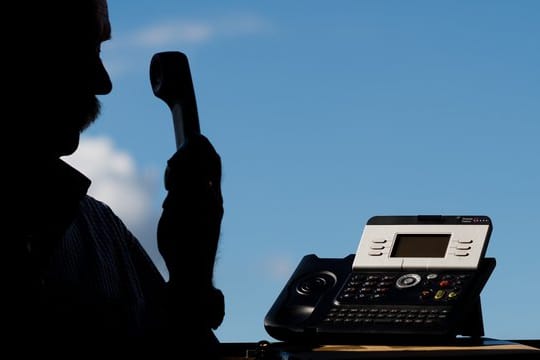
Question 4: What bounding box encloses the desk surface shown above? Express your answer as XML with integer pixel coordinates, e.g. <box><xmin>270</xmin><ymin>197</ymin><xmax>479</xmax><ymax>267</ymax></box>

<box><xmin>219</xmin><ymin>338</ymin><xmax>540</xmax><ymax>359</ymax></box>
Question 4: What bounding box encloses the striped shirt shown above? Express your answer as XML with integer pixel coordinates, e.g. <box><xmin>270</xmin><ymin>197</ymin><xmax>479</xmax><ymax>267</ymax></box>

<box><xmin>5</xmin><ymin>158</ymin><xmax>220</xmax><ymax>351</ymax></box>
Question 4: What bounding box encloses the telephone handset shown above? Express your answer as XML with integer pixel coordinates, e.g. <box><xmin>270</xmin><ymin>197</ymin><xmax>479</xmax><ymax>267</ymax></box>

<box><xmin>264</xmin><ymin>215</ymin><xmax>496</xmax><ymax>344</ymax></box>
<box><xmin>150</xmin><ymin>51</ymin><xmax>201</xmax><ymax>149</ymax></box>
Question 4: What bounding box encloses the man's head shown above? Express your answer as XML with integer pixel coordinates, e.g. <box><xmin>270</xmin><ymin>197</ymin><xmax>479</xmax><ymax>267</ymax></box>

<box><xmin>7</xmin><ymin>0</ymin><xmax>112</xmax><ymax>159</ymax></box>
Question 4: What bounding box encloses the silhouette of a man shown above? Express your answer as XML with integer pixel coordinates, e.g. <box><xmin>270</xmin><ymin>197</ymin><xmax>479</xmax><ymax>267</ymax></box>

<box><xmin>4</xmin><ymin>0</ymin><xmax>224</xmax><ymax>354</ymax></box>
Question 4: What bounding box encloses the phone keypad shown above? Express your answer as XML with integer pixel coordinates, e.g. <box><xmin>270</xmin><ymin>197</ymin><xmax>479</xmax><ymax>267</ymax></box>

<box><xmin>321</xmin><ymin>305</ymin><xmax>450</xmax><ymax>328</ymax></box>
<box><xmin>336</xmin><ymin>272</ymin><xmax>473</xmax><ymax>305</ymax></box>
<box><xmin>322</xmin><ymin>271</ymin><xmax>475</xmax><ymax>331</ymax></box>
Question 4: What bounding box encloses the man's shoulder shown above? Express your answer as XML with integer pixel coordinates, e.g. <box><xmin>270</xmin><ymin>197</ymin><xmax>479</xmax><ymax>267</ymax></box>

<box><xmin>78</xmin><ymin>194</ymin><xmax>125</xmax><ymax>225</ymax></box>
<box><xmin>68</xmin><ymin>195</ymin><xmax>136</xmax><ymax>255</ymax></box>
<box><xmin>66</xmin><ymin>194</ymin><xmax>167</xmax><ymax>285</ymax></box>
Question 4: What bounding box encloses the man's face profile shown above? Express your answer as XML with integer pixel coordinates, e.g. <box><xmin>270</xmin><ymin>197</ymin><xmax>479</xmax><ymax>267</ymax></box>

<box><xmin>25</xmin><ymin>0</ymin><xmax>112</xmax><ymax>158</ymax></box>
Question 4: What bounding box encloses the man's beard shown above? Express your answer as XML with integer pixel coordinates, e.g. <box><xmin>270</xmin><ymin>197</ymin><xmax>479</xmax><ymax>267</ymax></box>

<box><xmin>79</xmin><ymin>95</ymin><xmax>101</xmax><ymax>131</ymax></box>
<box><xmin>48</xmin><ymin>95</ymin><xmax>103</xmax><ymax>157</ymax></box>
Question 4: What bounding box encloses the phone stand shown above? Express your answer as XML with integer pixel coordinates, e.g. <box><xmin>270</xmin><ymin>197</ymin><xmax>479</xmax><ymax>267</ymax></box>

<box><xmin>455</xmin><ymin>257</ymin><xmax>496</xmax><ymax>339</ymax></box>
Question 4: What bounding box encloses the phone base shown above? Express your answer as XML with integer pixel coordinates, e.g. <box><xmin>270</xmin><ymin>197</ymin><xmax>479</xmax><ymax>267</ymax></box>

<box><xmin>264</xmin><ymin>255</ymin><xmax>496</xmax><ymax>345</ymax></box>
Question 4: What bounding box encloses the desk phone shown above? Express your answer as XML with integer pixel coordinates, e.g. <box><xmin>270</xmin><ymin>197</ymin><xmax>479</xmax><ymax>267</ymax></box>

<box><xmin>264</xmin><ymin>215</ymin><xmax>496</xmax><ymax>344</ymax></box>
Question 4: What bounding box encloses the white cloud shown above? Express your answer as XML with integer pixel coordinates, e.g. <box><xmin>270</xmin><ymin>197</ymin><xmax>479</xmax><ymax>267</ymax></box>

<box><xmin>131</xmin><ymin>13</ymin><xmax>271</xmax><ymax>48</ymax></box>
<box><xmin>62</xmin><ymin>136</ymin><xmax>158</xmax><ymax>230</ymax></box>
<box><xmin>136</xmin><ymin>21</ymin><xmax>214</xmax><ymax>47</ymax></box>
<box><xmin>100</xmin><ymin>12</ymin><xmax>272</xmax><ymax>79</ymax></box>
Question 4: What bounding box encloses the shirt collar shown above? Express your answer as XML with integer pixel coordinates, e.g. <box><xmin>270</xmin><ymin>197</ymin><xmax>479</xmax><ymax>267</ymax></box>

<box><xmin>50</xmin><ymin>158</ymin><xmax>92</xmax><ymax>201</ymax></box>
<box><xmin>9</xmin><ymin>158</ymin><xmax>92</xmax><ymax>230</ymax></box>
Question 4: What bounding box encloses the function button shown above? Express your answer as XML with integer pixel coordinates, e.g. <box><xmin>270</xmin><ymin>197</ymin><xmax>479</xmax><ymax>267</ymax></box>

<box><xmin>455</xmin><ymin>252</ymin><xmax>470</xmax><ymax>257</ymax></box>
<box><xmin>456</xmin><ymin>245</ymin><xmax>471</xmax><ymax>250</ymax></box>
<box><xmin>438</xmin><ymin>280</ymin><xmax>451</xmax><ymax>288</ymax></box>
<box><xmin>396</xmin><ymin>274</ymin><xmax>421</xmax><ymax>289</ymax></box>
<box><xmin>434</xmin><ymin>290</ymin><xmax>446</xmax><ymax>300</ymax></box>
<box><xmin>458</xmin><ymin>239</ymin><xmax>473</xmax><ymax>244</ymax></box>
<box><xmin>370</xmin><ymin>245</ymin><xmax>385</xmax><ymax>250</ymax></box>
<box><xmin>427</xmin><ymin>273</ymin><xmax>438</xmax><ymax>280</ymax></box>
<box><xmin>372</xmin><ymin>239</ymin><xmax>388</xmax><ymax>244</ymax></box>
<box><xmin>420</xmin><ymin>289</ymin><xmax>433</xmax><ymax>299</ymax></box>
<box><xmin>368</xmin><ymin>251</ymin><xmax>383</xmax><ymax>256</ymax></box>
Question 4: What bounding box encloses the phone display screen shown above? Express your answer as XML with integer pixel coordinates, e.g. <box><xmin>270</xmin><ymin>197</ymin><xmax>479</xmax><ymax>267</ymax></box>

<box><xmin>390</xmin><ymin>234</ymin><xmax>450</xmax><ymax>258</ymax></box>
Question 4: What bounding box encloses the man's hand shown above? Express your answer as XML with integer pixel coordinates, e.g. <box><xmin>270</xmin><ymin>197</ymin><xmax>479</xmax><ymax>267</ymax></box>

<box><xmin>157</xmin><ymin>134</ymin><xmax>224</xmax><ymax>321</ymax></box>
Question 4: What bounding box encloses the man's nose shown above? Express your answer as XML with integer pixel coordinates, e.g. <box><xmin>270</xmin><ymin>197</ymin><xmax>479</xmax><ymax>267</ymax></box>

<box><xmin>95</xmin><ymin>58</ymin><xmax>112</xmax><ymax>95</ymax></box>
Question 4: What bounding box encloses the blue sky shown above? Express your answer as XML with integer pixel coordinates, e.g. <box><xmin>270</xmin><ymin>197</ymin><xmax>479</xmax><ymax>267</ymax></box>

<box><xmin>64</xmin><ymin>0</ymin><xmax>539</xmax><ymax>342</ymax></box>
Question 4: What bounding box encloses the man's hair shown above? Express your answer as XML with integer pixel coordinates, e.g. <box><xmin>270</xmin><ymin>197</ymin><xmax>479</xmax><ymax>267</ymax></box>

<box><xmin>4</xmin><ymin>0</ymin><xmax>100</xmax><ymax>109</ymax></box>
<box><xmin>8</xmin><ymin>1</ymin><xmax>97</xmax><ymax>43</ymax></box>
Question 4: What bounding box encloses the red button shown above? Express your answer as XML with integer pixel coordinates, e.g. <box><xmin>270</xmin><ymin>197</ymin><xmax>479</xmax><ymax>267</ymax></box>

<box><xmin>439</xmin><ymin>280</ymin><xmax>450</xmax><ymax>288</ymax></box>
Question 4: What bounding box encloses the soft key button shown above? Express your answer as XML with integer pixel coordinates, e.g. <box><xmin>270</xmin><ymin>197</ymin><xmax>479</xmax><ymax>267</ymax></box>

<box><xmin>370</xmin><ymin>245</ymin><xmax>385</xmax><ymax>250</ymax></box>
<box><xmin>372</xmin><ymin>238</ymin><xmax>387</xmax><ymax>244</ymax></box>
<box><xmin>456</xmin><ymin>245</ymin><xmax>471</xmax><ymax>250</ymax></box>
<box><xmin>455</xmin><ymin>252</ymin><xmax>470</xmax><ymax>257</ymax></box>
<box><xmin>368</xmin><ymin>251</ymin><xmax>383</xmax><ymax>256</ymax></box>
<box><xmin>458</xmin><ymin>239</ymin><xmax>473</xmax><ymax>244</ymax></box>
